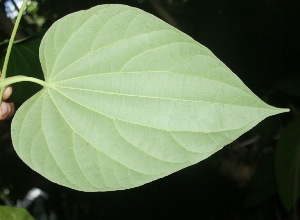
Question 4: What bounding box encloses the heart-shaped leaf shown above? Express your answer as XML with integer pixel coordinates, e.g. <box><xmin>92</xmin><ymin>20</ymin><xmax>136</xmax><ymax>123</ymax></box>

<box><xmin>11</xmin><ymin>4</ymin><xmax>288</xmax><ymax>191</ymax></box>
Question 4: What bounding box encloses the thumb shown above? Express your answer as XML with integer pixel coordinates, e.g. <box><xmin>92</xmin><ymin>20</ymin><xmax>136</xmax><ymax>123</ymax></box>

<box><xmin>0</xmin><ymin>101</ymin><xmax>14</xmax><ymax>120</ymax></box>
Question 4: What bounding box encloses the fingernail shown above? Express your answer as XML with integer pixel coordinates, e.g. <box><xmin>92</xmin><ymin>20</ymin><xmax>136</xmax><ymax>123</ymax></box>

<box><xmin>3</xmin><ymin>86</ymin><xmax>13</xmax><ymax>100</ymax></box>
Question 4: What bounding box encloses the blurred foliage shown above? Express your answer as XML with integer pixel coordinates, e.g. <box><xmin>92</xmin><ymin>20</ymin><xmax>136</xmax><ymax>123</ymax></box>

<box><xmin>26</xmin><ymin>0</ymin><xmax>39</xmax><ymax>14</ymax></box>
<box><xmin>275</xmin><ymin>117</ymin><xmax>300</xmax><ymax>211</ymax></box>
<box><xmin>0</xmin><ymin>205</ymin><xmax>35</xmax><ymax>220</ymax></box>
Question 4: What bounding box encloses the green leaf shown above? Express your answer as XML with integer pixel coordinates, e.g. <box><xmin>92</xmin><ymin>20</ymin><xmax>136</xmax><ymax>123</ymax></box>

<box><xmin>0</xmin><ymin>206</ymin><xmax>35</xmax><ymax>220</ymax></box>
<box><xmin>275</xmin><ymin>117</ymin><xmax>300</xmax><ymax>211</ymax></box>
<box><xmin>0</xmin><ymin>32</ymin><xmax>45</xmax><ymax>104</ymax></box>
<box><xmin>11</xmin><ymin>4</ymin><xmax>288</xmax><ymax>191</ymax></box>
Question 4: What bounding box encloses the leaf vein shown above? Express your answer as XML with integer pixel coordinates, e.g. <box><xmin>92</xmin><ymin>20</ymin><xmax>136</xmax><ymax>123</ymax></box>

<box><xmin>51</xmin><ymin>29</ymin><xmax>185</xmax><ymax>81</ymax></box>
<box><xmin>47</xmin><ymin>90</ymin><xmax>158</xmax><ymax>176</ymax></box>
<box><xmin>41</xmin><ymin>92</ymin><xmax>78</xmax><ymax>188</ymax></box>
<box><xmin>71</xmin><ymin>132</ymin><xmax>99</xmax><ymax>189</ymax></box>
<box><xmin>112</xmin><ymin>119</ymin><xmax>183</xmax><ymax>165</ymax></box>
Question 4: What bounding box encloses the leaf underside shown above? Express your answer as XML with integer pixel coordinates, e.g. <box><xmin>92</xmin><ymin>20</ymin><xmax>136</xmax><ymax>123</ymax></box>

<box><xmin>11</xmin><ymin>4</ymin><xmax>288</xmax><ymax>191</ymax></box>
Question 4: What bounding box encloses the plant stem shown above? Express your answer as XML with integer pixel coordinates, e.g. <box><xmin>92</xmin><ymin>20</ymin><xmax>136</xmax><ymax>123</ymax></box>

<box><xmin>0</xmin><ymin>76</ymin><xmax>48</xmax><ymax>89</ymax></box>
<box><xmin>0</xmin><ymin>0</ymin><xmax>28</xmax><ymax>103</ymax></box>
<box><xmin>1</xmin><ymin>0</ymin><xmax>28</xmax><ymax>79</ymax></box>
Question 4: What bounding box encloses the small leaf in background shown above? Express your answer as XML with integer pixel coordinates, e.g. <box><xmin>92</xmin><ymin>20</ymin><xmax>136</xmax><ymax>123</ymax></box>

<box><xmin>11</xmin><ymin>4</ymin><xmax>288</xmax><ymax>191</ymax></box>
<box><xmin>0</xmin><ymin>31</ymin><xmax>45</xmax><ymax>104</ymax></box>
<box><xmin>0</xmin><ymin>206</ymin><xmax>35</xmax><ymax>220</ymax></box>
<box><xmin>275</xmin><ymin>117</ymin><xmax>300</xmax><ymax>211</ymax></box>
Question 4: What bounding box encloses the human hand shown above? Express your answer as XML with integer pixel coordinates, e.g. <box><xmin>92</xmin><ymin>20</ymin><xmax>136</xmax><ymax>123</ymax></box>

<box><xmin>0</xmin><ymin>72</ymin><xmax>15</xmax><ymax>120</ymax></box>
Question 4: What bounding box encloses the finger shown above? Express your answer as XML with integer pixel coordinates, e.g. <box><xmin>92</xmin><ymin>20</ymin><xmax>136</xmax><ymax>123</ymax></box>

<box><xmin>0</xmin><ymin>102</ymin><xmax>14</xmax><ymax>120</ymax></box>
<box><xmin>0</xmin><ymin>102</ymin><xmax>11</xmax><ymax>120</ymax></box>
<box><xmin>2</xmin><ymin>86</ymin><xmax>13</xmax><ymax>100</ymax></box>
<box><xmin>1</xmin><ymin>71</ymin><xmax>13</xmax><ymax>101</ymax></box>
<box><xmin>7</xmin><ymin>102</ymin><xmax>15</xmax><ymax>119</ymax></box>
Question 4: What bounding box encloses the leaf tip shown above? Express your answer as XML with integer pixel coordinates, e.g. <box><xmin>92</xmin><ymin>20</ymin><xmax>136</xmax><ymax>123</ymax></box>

<box><xmin>268</xmin><ymin>106</ymin><xmax>290</xmax><ymax>117</ymax></box>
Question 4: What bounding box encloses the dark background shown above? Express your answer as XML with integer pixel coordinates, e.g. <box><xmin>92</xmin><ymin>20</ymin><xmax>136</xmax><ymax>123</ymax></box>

<box><xmin>0</xmin><ymin>0</ymin><xmax>299</xmax><ymax>219</ymax></box>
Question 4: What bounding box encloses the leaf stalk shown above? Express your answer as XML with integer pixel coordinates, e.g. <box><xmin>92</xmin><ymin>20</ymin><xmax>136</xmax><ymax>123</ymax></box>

<box><xmin>0</xmin><ymin>0</ymin><xmax>28</xmax><ymax>103</ymax></box>
<box><xmin>0</xmin><ymin>76</ymin><xmax>48</xmax><ymax>89</ymax></box>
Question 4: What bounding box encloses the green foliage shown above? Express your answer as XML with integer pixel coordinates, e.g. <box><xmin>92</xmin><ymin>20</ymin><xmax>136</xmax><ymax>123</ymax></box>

<box><xmin>0</xmin><ymin>32</ymin><xmax>44</xmax><ymax>104</ymax></box>
<box><xmin>0</xmin><ymin>206</ymin><xmax>35</xmax><ymax>220</ymax></box>
<box><xmin>9</xmin><ymin>5</ymin><xmax>288</xmax><ymax>191</ymax></box>
<box><xmin>275</xmin><ymin>117</ymin><xmax>300</xmax><ymax>211</ymax></box>
<box><xmin>26</xmin><ymin>0</ymin><xmax>39</xmax><ymax>14</ymax></box>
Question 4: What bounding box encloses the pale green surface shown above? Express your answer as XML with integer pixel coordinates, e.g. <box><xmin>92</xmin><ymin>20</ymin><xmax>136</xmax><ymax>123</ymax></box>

<box><xmin>11</xmin><ymin>4</ymin><xmax>288</xmax><ymax>191</ymax></box>
<box><xmin>0</xmin><ymin>206</ymin><xmax>35</xmax><ymax>220</ymax></box>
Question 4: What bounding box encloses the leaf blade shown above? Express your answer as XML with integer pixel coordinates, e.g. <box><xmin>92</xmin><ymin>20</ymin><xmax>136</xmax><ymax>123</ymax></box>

<box><xmin>12</xmin><ymin>4</ymin><xmax>288</xmax><ymax>191</ymax></box>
